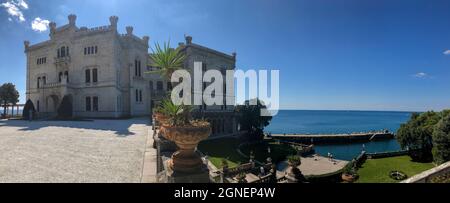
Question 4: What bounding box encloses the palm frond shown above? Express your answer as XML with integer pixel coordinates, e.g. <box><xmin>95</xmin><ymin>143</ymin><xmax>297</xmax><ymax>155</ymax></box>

<box><xmin>147</xmin><ymin>41</ymin><xmax>186</xmax><ymax>80</ymax></box>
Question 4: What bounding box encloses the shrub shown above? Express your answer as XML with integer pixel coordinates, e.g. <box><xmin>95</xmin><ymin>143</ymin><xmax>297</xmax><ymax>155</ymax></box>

<box><xmin>432</xmin><ymin>114</ymin><xmax>450</xmax><ymax>164</ymax></box>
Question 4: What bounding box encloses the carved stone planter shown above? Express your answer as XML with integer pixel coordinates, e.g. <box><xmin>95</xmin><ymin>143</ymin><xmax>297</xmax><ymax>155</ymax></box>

<box><xmin>154</xmin><ymin>112</ymin><xmax>170</xmax><ymax>126</ymax></box>
<box><xmin>161</xmin><ymin>122</ymin><xmax>211</xmax><ymax>173</ymax></box>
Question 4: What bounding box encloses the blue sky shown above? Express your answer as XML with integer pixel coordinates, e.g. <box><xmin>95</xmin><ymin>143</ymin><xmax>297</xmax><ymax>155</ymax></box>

<box><xmin>1</xmin><ymin>0</ymin><xmax>449</xmax><ymax>111</ymax></box>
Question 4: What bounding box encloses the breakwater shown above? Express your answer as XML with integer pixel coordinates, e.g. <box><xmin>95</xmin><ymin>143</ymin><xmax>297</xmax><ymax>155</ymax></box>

<box><xmin>269</xmin><ymin>132</ymin><xmax>395</xmax><ymax>144</ymax></box>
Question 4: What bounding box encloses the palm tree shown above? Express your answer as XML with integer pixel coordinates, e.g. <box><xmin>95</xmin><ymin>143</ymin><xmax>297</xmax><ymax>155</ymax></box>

<box><xmin>146</xmin><ymin>41</ymin><xmax>186</xmax><ymax>81</ymax></box>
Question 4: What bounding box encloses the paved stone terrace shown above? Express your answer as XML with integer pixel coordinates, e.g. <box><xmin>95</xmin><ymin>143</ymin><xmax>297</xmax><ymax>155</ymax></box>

<box><xmin>0</xmin><ymin>118</ymin><xmax>155</xmax><ymax>183</ymax></box>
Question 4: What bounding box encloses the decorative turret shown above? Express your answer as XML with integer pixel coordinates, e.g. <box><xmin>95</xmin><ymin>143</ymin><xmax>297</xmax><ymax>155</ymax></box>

<box><xmin>142</xmin><ymin>36</ymin><xmax>150</xmax><ymax>46</ymax></box>
<box><xmin>109</xmin><ymin>16</ymin><xmax>119</xmax><ymax>29</ymax></box>
<box><xmin>49</xmin><ymin>22</ymin><xmax>56</xmax><ymax>36</ymax></box>
<box><xmin>24</xmin><ymin>41</ymin><xmax>30</xmax><ymax>51</ymax></box>
<box><xmin>126</xmin><ymin>26</ymin><xmax>134</xmax><ymax>36</ymax></box>
<box><xmin>68</xmin><ymin>14</ymin><xmax>77</xmax><ymax>26</ymax></box>
<box><xmin>185</xmin><ymin>35</ymin><xmax>192</xmax><ymax>45</ymax></box>
<box><xmin>232</xmin><ymin>52</ymin><xmax>237</xmax><ymax>60</ymax></box>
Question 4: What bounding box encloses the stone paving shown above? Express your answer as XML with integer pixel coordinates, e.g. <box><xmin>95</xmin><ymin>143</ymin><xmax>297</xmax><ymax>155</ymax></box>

<box><xmin>0</xmin><ymin>118</ymin><xmax>156</xmax><ymax>183</ymax></box>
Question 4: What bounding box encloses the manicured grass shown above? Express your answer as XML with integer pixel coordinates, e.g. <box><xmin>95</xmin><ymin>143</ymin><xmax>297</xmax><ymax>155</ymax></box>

<box><xmin>198</xmin><ymin>137</ymin><xmax>247</xmax><ymax>168</ymax></box>
<box><xmin>357</xmin><ymin>156</ymin><xmax>435</xmax><ymax>183</ymax></box>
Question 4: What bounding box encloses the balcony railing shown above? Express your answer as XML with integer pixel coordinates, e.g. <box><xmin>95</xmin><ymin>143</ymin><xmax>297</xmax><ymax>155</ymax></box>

<box><xmin>39</xmin><ymin>81</ymin><xmax>72</xmax><ymax>89</ymax></box>
<box><xmin>54</xmin><ymin>56</ymin><xmax>71</xmax><ymax>65</ymax></box>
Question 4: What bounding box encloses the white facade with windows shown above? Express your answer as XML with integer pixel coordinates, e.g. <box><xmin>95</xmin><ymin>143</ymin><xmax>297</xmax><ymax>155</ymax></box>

<box><xmin>24</xmin><ymin>14</ymin><xmax>239</xmax><ymax>136</ymax></box>
<box><xmin>25</xmin><ymin>15</ymin><xmax>149</xmax><ymax>118</ymax></box>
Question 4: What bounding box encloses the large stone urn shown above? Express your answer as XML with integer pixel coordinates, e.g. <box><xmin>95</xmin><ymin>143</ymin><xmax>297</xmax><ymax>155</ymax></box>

<box><xmin>152</xmin><ymin>113</ymin><xmax>177</xmax><ymax>152</ymax></box>
<box><xmin>154</xmin><ymin>112</ymin><xmax>170</xmax><ymax>126</ymax></box>
<box><xmin>161</xmin><ymin>122</ymin><xmax>211</xmax><ymax>174</ymax></box>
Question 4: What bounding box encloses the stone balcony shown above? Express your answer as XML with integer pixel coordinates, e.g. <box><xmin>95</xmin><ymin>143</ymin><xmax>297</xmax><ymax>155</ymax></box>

<box><xmin>54</xmin><ymin>56</ymin><xmax>71</xmax><ymax>66</ymax></box>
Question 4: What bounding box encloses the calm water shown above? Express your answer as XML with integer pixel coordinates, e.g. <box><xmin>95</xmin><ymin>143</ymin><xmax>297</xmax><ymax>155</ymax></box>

<box><xmin>0</xmin><ymin>108</ymin><xmax>23</xmax><ymax>115</ymax></box>
<box><xmin>265</xmin><ymin>110</ymin><xmax>412</xmax><ymax>160</ymax></box>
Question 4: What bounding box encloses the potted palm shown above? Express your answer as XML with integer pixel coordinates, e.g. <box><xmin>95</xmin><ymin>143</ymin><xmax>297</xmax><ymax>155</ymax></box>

<box><xmin>159</xmin><ymin>100</ymin><xmax>211</xmax><ymax>173</ymax></box>
<box><xmin>146</xmin><ymin>41</ymin><xmax>186</xmax><ymax>128</ymax></box>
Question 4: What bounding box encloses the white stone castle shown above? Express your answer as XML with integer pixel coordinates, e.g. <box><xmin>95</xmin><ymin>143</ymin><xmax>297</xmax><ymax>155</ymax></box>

<box><xmin>25</xmin><ymin>14</ymin><xmax>239</xmax><ymax>137</ymax></box>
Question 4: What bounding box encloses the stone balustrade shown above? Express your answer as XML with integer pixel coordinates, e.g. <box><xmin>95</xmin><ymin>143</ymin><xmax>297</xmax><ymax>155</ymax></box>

<box><xmin>401</xmin><ymin>161</ymin><xmax>450</xmax><ymax>183</ymax></box>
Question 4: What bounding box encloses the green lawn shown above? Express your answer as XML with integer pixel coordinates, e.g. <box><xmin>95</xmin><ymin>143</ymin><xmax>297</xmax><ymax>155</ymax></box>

<box><xmin>198</xmin><ymin>137</ymin><xmax>247</xmax><ymax>168</ymax></box>
<box><xmin>357</xmin><ymin>156</ymin><xmax>435</xmax><ymax>183</ymax></box>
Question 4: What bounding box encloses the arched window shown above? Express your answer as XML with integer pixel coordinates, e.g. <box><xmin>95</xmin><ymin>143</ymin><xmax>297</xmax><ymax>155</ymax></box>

<box><xmin>92</xmin><ymin>68</ymin><xmax>98</xmax><ymax>83</ymax></box>
<box><xmin>85</xmin><ymin>69</ymin><xmax>91</xmax><ymax>83</ymax></box>
<box><xmin>59</xmin><ymin>72</ymin><xmax>63</xmax><ymax>83</ymax></box>
<box><xmin>93</xmin><ymin>96</ymin><xmax>98</xmax><ymax>112</ymax></box>
<box><xmin>135</xmin><ymin>89</ymin><xmax>139</xmax><ymax>102</ymax></box>
<box><xmin>86</xmin><ymin>97</ymin><xmax>91</xmax><ymax>111</ymax></box>
<box><xmin>157</xmin><ymin>81</ymin><xmax>163</xmax><ymax>91</ymax></box>
<box><xmin>37</xmin><ymin>77</ymin><xmax>40</xmax><ymax>88</ymax></box>
<box><xmin>149</xmin><ymin>81</ymin><xmax>154</xmax><ymax>90</ymax></box>
<box><xmin>64</xmin><ymin>71</ymin><xmax>69</xmax><ymax>83</ymax></box>
<box><xmin>60</xmin><ymin>46</ymin><xmax>66</xmax><ymax>57</ymax></box>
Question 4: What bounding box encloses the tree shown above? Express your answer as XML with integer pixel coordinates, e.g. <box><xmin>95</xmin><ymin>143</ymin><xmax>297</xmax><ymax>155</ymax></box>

<box><xmin>397</xmin><ymin>111</ymin><xmax>441</xmax><ymax>162</ymax></box>
<box><xmin>235</xmin><ymin>99</ymin><xmax>273</xmax><ymax>140</ymax></box>
<box><xmin>0</xmin><ymin>83</ymin><xmax>19</xmax><ymax>118</ymax></box>
<box><xmin>57</xmin><ymin>95</ymin><xmax>73</xmax><ymax>119</ymax></box>
<box><xmin>22</xmin><ymin>99</ymin><xmax>36</xmax><ymax>120</ymax></box>
<box><xmin>146</xmin><ymin>41</ymin><xmax>186</xmax><ymax>81</ymax></box>
<box><xmin>433</xmin><ymin>113</ymin><xmax>450</xmax><ymax>164</ymax></box>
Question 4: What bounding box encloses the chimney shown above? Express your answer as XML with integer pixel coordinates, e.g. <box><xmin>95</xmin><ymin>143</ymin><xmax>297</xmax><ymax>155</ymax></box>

<box><xmin>126</xmin><ymin>26</ymin><xmax>133</xmax><ymax>36</ymax></box>
<box><xmin>68</xmin><ymin>14</ymin><xmax>77</xmax><ymax>26</ymax></box>
<box><xmin>109</xmin><ymin>16</ymin><xmax>119</xmax><ymax>29</ymax></box>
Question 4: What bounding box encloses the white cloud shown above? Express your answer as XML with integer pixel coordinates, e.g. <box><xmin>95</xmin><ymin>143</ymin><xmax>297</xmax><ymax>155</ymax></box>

<box><xmin>0</xmin><ymin>0</ymin><xmax>28</xmax><ymax>22</ymax></box>
<box><xmin>444</xmin><ymin>50</ymin><xmax>450</xmax><ymax>55</ymax></box>
<box><xmin>17</xmin><ymin>0</ymin><xmax>28</xmax><ymax>9</ymax></box>
<box><xmin>31</xmin><ymin>17</ymin><xmax>50</xmax><ymax>32</ymax></box>
<box><xmin>413</xmin><ymin>72</ymin><xmax>430</xmax><ymax>78</ymax></box>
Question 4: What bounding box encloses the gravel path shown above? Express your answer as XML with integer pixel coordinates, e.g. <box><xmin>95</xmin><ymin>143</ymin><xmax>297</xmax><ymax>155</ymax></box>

<box><xmin>0</xmin><ymin>118</ymin><xmax>151</xmax><ymax>183</ymax></box>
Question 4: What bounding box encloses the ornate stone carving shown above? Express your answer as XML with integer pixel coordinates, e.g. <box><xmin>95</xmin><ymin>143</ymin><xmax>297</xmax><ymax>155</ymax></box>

<box><xmin>161</xmin><ymin>123</ymin><xmax>211</xmax><ymax>173</ymax></box>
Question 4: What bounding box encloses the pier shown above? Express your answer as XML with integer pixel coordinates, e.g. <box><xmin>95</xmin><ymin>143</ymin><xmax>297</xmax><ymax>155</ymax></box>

<box><xmin>268</xmin><ymin>131</ymin><xmax>395</xmax><ymax>144</ymax></box>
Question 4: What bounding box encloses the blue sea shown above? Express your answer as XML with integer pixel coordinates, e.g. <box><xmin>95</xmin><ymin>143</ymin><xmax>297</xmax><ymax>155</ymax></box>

<box><xmin>0</xmin><ymin>108</ymin><xmax>23</xmax><ymax>115</ymax></box>
<box><xmin>265</xmin><ymin>110</ymin><xmax>413</xmax><ymax>160</ymax></box>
